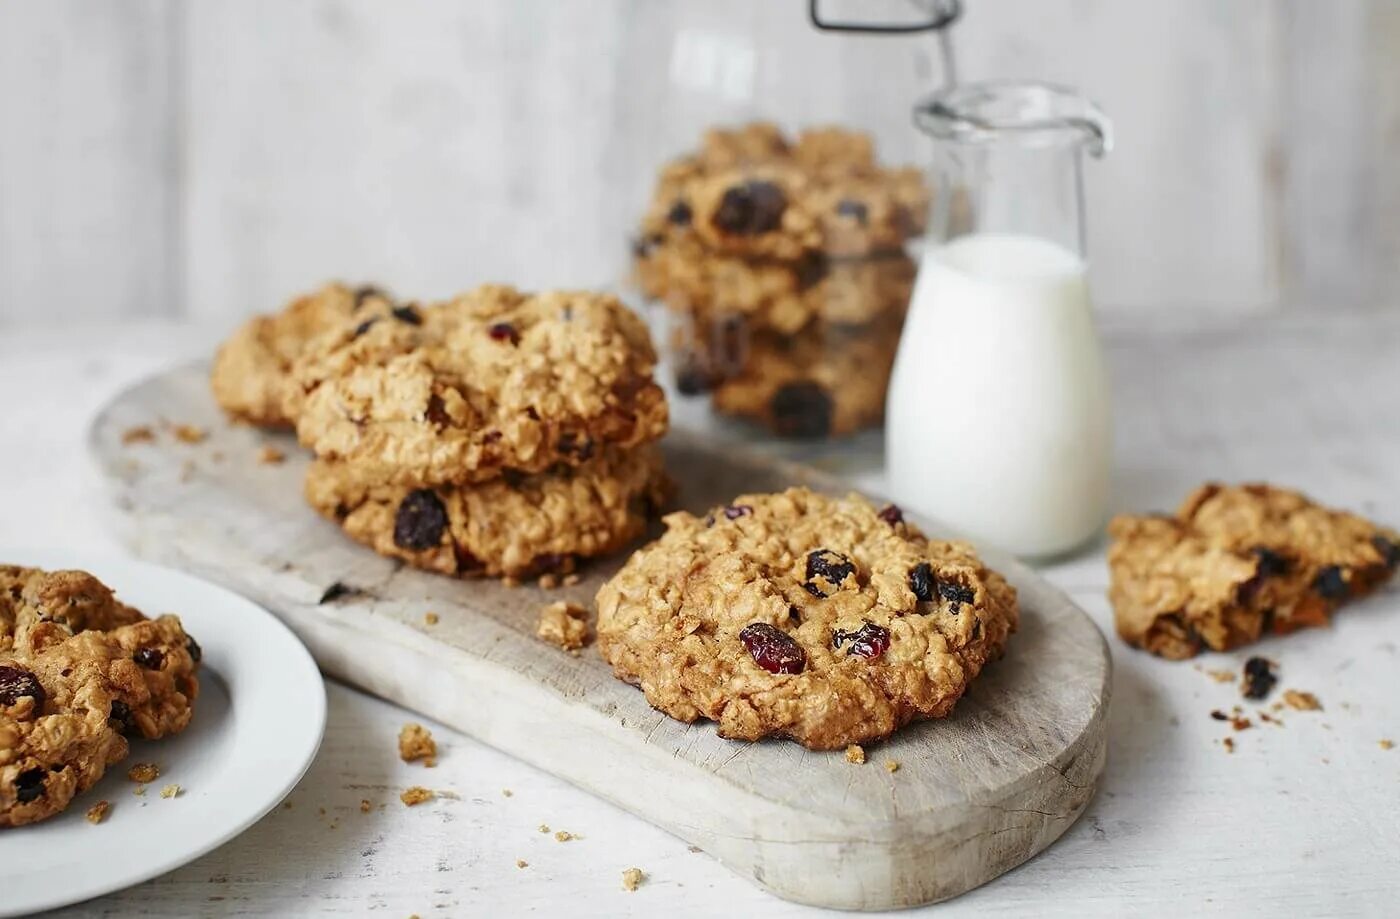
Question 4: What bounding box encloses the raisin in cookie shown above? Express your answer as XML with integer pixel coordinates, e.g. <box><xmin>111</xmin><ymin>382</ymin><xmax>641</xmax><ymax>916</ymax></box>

<box><xmin>1109</xmin><ymin>483</ymin><xmax>1399</xmax><ymax>659</ymax></box>
<box><xmin>640</xmin><ymin>124</ymin><xmax>930</xmax><ymax>261</ymax></box>
<box><xmin>305</xmin><ymin>445</ymin><xmax>671</xmax><ymax>579</ymax></box>
<box><xmin>636</xmin><ymin>235</ymin><xmax>914</xmax><ymax>336</ymax></box>
<box><xmin>211</xmin><ymin>282</ymin><xmax>395</xmax><ymax>428</ymax></box>
<box><xmin>596</xmin><ymin>488</ymin><xmax>1018</xmax><ymax>750</ymax></box>
<box><xmin>701</xmin><ymin>321</ymin><xmax>901</xmax><ymax>438</ymax></box>
<box><xmin>1</xmin><ymin>567</ymin><xmax>201</xmax><ymax>827</ymax></box>
<box><xmin>290</xmin><ymin>285</ymin><xmax>669</xmax><ymax>488</ymax></box>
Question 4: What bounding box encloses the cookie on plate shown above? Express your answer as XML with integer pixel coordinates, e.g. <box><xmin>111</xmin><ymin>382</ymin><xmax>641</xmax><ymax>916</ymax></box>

<box><xmin>290</xmin><ymin>285</ymin><xmax>669</xmax><ymax>488</ymax></box>
<box><xmin>636</xmin><ymin>235</ymin><xmax>915</xmax><ymax>336</ymax></box>
<box><xmin>596</xmin><ymin>488</ymin><xmax>1018</xmax><ymax>749</ymax></box>
<box><xmin>1109</xmin><ymin>483</ymin><xmax>1399</xmax><ymax>659</ymax></box>
<box><xmin>305</xmin><ymin>445</ymin><xmax>671</xmax><ymax>580</ymax></box>
<box><xmin>1</xmin><ymin>567</ymin><xmax>201</xmax><ymax>827</ymax></box>
<box><xmin>210</xmin><ymin>282</ymin><xmax>395</xmax><ymax>427</ymax></box>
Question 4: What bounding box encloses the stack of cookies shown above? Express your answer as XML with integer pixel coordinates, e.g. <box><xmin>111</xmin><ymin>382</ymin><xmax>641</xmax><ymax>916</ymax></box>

<box><xmin>212</xmin><ymin>282</ymin><xmax>672</xmax><ymax>581</ymax></box>
<box><xmin>634</xmin><ymin>123</ymin><xmax>930</xmax><ymax>439</ymax></box>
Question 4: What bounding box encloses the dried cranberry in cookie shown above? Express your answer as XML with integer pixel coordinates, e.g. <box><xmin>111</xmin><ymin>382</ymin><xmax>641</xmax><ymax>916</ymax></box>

<box><xmin>595</xmin><ymin>487</ymin><xmax>1018</xmax><ymax>750</ymax></box>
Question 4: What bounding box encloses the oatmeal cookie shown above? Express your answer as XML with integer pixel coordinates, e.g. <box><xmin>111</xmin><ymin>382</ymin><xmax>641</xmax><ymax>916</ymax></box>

<box><xmin>596</xmin><ymin>488</ymin><xmax>1018</xmax><ymax>749</ymax></box>
<box><xmin>210</xmin><ymin>282</ymin><xmax>395</xmax><ymax>427</ymax></box>
<box><xmin>305</xmin><ymin>445</ymin><xmax>671</xmax><ymax>579</ymax></box>
<box><xmin>1109</xmin><ymin>484</ymin><xmax>1399</xmax><ymax>659</ymax></box>
<box><xmin>636</xmin><ymin>235</ymin><xmax>914</xmax><ymax>335</ymax></box>
<box><xmin>640</xmin><ymin>124</ymin><xmax>929</xmax><ymax>261</ymax></box>
<box><xmin>290</xmin><ymin>285</ymin><xmax>668</xmax><ymax>488</ymax></box>
<box><xmin>1</xmin><ymin>567</ymin><xmax>201</xmax><ymax>827</ymax></box>
<box><xmin>700</xmin><ymin>322</ymin><xmax>901</xmax><ymax>438</ymax></box>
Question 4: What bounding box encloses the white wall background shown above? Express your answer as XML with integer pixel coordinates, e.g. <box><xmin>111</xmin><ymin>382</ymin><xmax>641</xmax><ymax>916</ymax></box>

<box><xmin>1</xmin><ymin>0</ymin><xmax>1397</xmax><ymax>326</ymax></box>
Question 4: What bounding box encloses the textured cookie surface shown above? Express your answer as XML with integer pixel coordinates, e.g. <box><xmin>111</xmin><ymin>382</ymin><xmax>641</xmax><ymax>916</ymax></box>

<box><xmin>1</xmin><ymin>567</ymin><xmax>201</xmax><ymax>827</ymax></box>
<box><xmin>291</xmin><ymin>285</ymin><xmax>668</xmax><ymax>488</ymax></box>
<box><xmin>210</xmin><ymin>282</ymin><xmax>395</xmax><ymax>427</ymax></box>
<box><xmin>639</xmin><ymin>124</ymin><xmax>930</xmax><ymax>261</ymax></box>
<box><xmin>596</xmin><ymin>488</ymin><xmax>1018</xmax><ymax>750</ymax></box>
<box><xmin>1109</xmin><ymin>483</ymin><xmax>1399</xmax><ymax>659</ymax></box>
<box><xmin>305</xmin><ymin>445</ymin><xmax>671</xmax><ymax>580</ymax></box>
<box><xmin>702</xmin><ymin>322</ymin><xmax>901</xmax><ymax>439</ymax></box>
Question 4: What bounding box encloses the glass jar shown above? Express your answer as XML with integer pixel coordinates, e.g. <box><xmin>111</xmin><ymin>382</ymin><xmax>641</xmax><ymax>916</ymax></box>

<box><xmin>620</xmin><ymin>1</ymin><xmax>956</xmax><ymax>457</ymax></box>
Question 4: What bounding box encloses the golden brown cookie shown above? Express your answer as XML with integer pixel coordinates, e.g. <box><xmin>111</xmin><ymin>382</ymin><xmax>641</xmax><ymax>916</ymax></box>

<box><xmin>210</xmin><ymin>282</ymin><xmax>395</xmax><ymax>428</ymax></box>
<box><xmin>596</xmin><ymin>488</ymin><xmax>1018</xmax><ymax>750</ymax></box>
<box><xmin>289</xmin><ymin>285</ymin><xmax>668</xmax><ymax>488</ymax></box>
<box><xmin>1</xmin><ymin>567</ymin><xmax>201</xmax><ymax>827</ymax></box>
<box><xmin>304</xmin><ymin>445</ymin><xmax>672</xmax><ymax>579</ymax></box>
<box><xmin>1109</xmin><ymin>483</ymin><xmax>1399</xmax><ymax>659</ymax></box>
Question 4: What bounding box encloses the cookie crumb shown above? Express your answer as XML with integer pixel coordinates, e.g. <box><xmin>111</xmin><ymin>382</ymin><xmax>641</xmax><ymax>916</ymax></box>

<box><xmin>86</xmin><ymin>800</ymin><xmax>111</xmax><ymax>824</ymax></box>
<box><xmin>121</xmin><ymin>425</ymin><xmax>156</xmax><ymax>445</ymax></box>
<box><xmin>133</xmin><ymin>785</ymin><xmax>146</xmax><ymax>797</ymax></box>
<box><xmin>622</xmin><ymin>867</ymin><xmax>645</xmax><ymax>892</ymax></box>
<box><xmin>502</xmin><ymin>789</ymin><xmax>513</xmax><ymax>797</ymax></box>
<box><xmin>1222</xmin><ymin>737</ymin><xmax>1236</xmax><ymax>754</ymax></box>
<box><xmin>127</xmin><ymin>762</ymin><xmax>160</xmax><ymax>783</ymax></box>
<box><xmin>502</xmin><ymin>576</ymin><xmax>522</xmax><ymax>589</ymax></box>
<box><xmin>845</xmin><ymin>744</ymin><xmax>866</xmax><ymax>765</ymax></box>
<box><xmin>258</xmin><ymin>445</ymin><xmax>286</xmax><ymax>465</ymax></box>
<box><xmin>171</xmin><ymin>423</ymin><xmax>208</xmax><ymax>444</ymax></box>
<box><xmin>554</xmin><ymin>830</ymin><xmax>574</xmax><ymax>842</ymax></box>
<box><xmin>538</xmin><ymin>823</ymin><xmax>550</xmax><ymax>833</ymax></box>
<box><xmin>538</xmin><ymin>573</ymin><xmax>560</xmax><ymax>590</ymax></box>
<box><xmin>160</xmin><ymin>784</ymin><xmax>181</xmax><ymax>799</ymax></box>
<box><xmin>516</xmin><ymin>859</ymin><xmax>529</xmax><ymax>869</ymax></box>
<box><xmin>423</xmin><ymin>612</ymin><xmax>440</xmax><ymax>626</ymax></box>
<box><xmin>282</xmin><ymin>801</ymin><xmax>293</xmax><ymax>810</ymax></box>
<box><xmin>400</xmin><ymin>786</ymin><xmax>435</xmax><ymax>807</ymax></box>
<box><xmin>536</xmin><ymin>601</ymin><xmax>590</xmax><ymax>650</ymax></box>
<box><xmin>1210</xmin><ymin>710</ymin><xmax>1229</xmax><ymax>721</ymax></box>
<box><xmin>563</xmin><ymin>573</ymin><xmax>582</xmax><ymax>587</ymax></box>
<box><xmin>1230</xmin><ymin>716</ymin><xmax>1252</xmax><ymax>731</ymax></box>
<box><xmin>1380</xmin><ymin>739</ymin><xmax>1395</xmax><ymax>751</ymax></box>
<box><xmin>884</xmin><ymin>760</ymin><xmax>900</xmax><ymax>773</ymax></box>
<box><xmin>1282</xmin><ymin>689</ymin><xmax>1321</xmax><ymax>712</ymax></box>
<box><xmin>360</xmin><ymin>799</ymin><xmax>372</xmax><ymax>813</ymax></box>
<box><xmin>1204</xmin><ymin>668</ymin><xmax>1237</xmax><ymax>684</ymax></box>
<box><xmin>398</xmin><ymin>723</ymin><xmax>437</xmax><ymax>763</ymax></box>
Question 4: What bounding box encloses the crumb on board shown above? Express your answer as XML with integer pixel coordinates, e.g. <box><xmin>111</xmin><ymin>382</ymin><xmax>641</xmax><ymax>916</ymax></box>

<box><xmin>502</xmin><ymin>576</ymin><xmax>522</xmax><ymax>589</ymax></box>
<box><xmin>622</xmin><ymin>867</ymin><xmax>645</xmax><ymax>892</ymax></box>
<box><xmin>554</xmin><ymin>830</ymin><xmax>574</xmax><ymax>842</ymax></box>
<box><xmin>283</xmin><ymin>801</ymin><xmax>293</xmax><ymax>810</ymax></box>
<box><xmin>400</xmin><ymin>786</ymin><xmax>435</xmax><ymax>807</ymax></box>
<box><xmin>127</xmin><ymin>762</ymin><xmax>160</xmax><ymax>783</ymax></box>
<box><xmin>360</xmin><ymin>799</ymin><xmax>372</xmax><ymax>813</ymax></box>
<box><xmin>258</xmin><ymin>445</ymin><xmax>286</xmax><ymax>465</ymax></box>
<box><xmin>1210</xmin><ymin>710</ymin><xmax>1229</xmax><ymax>721</ymax></box>
<box><xmin>160</xmin><ymin>784</ymin><xmax>181</xmax><ymax>799</ymax></box>
<box><xmin>1204</xmin><ymin>668</ymin><xmax>1237</xmax><ymax>684</ymax></box>
<box><xmin>884</xmin><ymin>760</ymin><xmax>900</xmax><ymax>774</ymax></box>
<box><xmin>1231</xmin><ymin>716</ymin><xmax>1252</xmax><ymax>731</ymax></box>
<box><xmin>502</xmin><ymin>789</ymin><xmax>513</xmax><ymax>797</ymax></box>
<box><xmin>133</xmin><ymin>785</ymin><xmax>146</xmax><ymax>797</ymax></box>
<box><xmin>1241</xmin><ymin>656</ymin><xmax>1278</xmax><ymax>701</ymax></box>
<box><xmin>1283</xmin><ymin>689</ymin><xmax>1322</xmax><ymax>712</ymax></box>
<box><xmin>536</xmin><ymin>601</ymin><xmax>590</xmax><ymax>651</ymax></box>
<box><xmin>86</xmin><ymin>800</ymin><xmax>111</xmax><ymax>824</ymax></box>
<box><xmin>1381</xmin><ymin>739</ymin><xmax>1395</xmax><ymax>751</ymax></box>
<box><xmin>423</xmin><ymin>612</ymin><xmax>440</xmax><ymax>626</ymax></box>
<box><xmin>121</xmin><ymin>425</ymin><xmax>156</xmax><ymax>445</ymax></box>
<box><xmin>845</xmin><ymin>744</ymin><xmax>865</xmax><ymax>765</ymax></box>
<box><xmin>562</xmin><ymin>573</ymin><xmax>581</xmax><ymax>587</ymax></box>
<box><xmin>1222</xmin><ymin>737</ymin><xmax>1236</xmax><ymax>754</ymax></box>
<box><xmin>538</xmin><ymin>573</ymin><xmax>560</xmax><ymax>590</ymax></box>
<box><xmin>171</xmin><ymin>423</ymin><xmax>208</xmax><ymax>444</ymax></box>
<box><xmin>516</xmin><ymin>859</ymin><xmax>529</xmax><ymax>869</ymax></box>
<box><xmin>398</xmin><ymin>723</ymin><xmax>437</xmax><ymax>763</ymax></box>
<box><xmin>538</xmin><ymin>823</ymin><xmax>550</xmax><ymax>834</ymax></box>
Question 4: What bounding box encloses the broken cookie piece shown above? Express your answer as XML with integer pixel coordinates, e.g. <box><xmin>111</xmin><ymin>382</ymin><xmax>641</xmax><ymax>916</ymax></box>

<box><xmin>536</xmin><ymin>602</ymin><xmax>590</xmax><ymax>651</ymax></box>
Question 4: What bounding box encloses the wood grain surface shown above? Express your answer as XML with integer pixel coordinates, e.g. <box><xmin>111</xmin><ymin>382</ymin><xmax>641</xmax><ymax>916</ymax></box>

<box><xmin>86</xmin><ymin>363</ymin><xmax>1109</xmax><ymax>910</ymax></box>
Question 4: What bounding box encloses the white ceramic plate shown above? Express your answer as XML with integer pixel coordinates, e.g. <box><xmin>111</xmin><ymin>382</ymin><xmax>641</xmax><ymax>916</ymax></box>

<box><xmin>0</xmin><ymin>550</ymin><xmax>326</xmax><ymax>916</ymax></box>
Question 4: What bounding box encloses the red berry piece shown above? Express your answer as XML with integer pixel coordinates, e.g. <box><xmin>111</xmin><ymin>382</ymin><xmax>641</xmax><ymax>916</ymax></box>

<box><xmin>938</xmin><ymin>579</ymin><xmax>975</xmax><ymax>609</ymax></box>
<box><xmin>909</xmin><ymin>563</ymin><xmax>935</xmax><ymax>602</ymax></box>
<box><xmin>394</xmin><ymin>490</ymin><xmax>448</xmax><ymax>550</ymax></box>
<box><xmin>488</xmin><ymin>322</ymin><xmax>519</xmax><ymax>345</ymax></box>
<box><xmin>0</xmin><ymin>665</ymin><xmax>45</xmax><ymax>708</ymax></box>
<box><xmin>133</xmin><ymin>647</ymin><xmax>164</xmax><ymax>670</ymax></box>
<box><xmin>1241</xmin><ymin>656</ymin><xmax>1277</xmax><ymax>700</ymax></box>
<box><xmin>832</xmin><ymin>621</ymin><xmax>891</xmax><ymax>659</ymax></box>
<box><xmin>878</xmin><ymin>504</ymin><xmax>904</xmax><ymax>526</ymax></box>
<box><xmin>713</xmin><ymin>181</ymin><xmax>786</xmax><ymax>235</ymax></box>
<box><xmin>1313</xmin><ymin>566</ymin><xmax>1349</xmax><ymax>601</ymax></box>
<box><xmin>739</xmin><ymin>623</ymin><xmax>806</xmax><ymax>674</ymax></box>
<box><xmin>723</xmin><ymin>504</ymin><xmax>753</xmax><ymax>520</ymax></box>
<box><xmin>108</xmin><ymin>699</ymin><xmax>133</xmax><ymax>733</ymax></box>
<box><xmin>804</xmin><ymin>549</ymin><xmax>857</xmax><ymax>598</ymax></box>
<box><xmin>14</xmin><ymin>768</ymin><xmax>44</xmax><ymax>803</ymax></box>
<box><xmin>770</xmin><ymin>383</ymin><xmax>832</xmax><ymax>439</ymax></box>
<box><xmin>667</xmin><ymin>200</ymin><xmax>692</xmax><ymax>225</ymax></box>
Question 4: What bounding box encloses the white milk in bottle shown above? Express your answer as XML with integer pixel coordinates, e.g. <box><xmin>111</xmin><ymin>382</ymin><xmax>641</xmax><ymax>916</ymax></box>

<box><xmin>886</xmin><ymin>232</ymin><xmax>1111</xmax><ymax>557</ymax></box>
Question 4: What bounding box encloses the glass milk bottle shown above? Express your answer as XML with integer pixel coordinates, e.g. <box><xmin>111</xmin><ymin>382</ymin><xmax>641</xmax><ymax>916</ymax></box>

<box><xmin>886</xmin><ymin>81</ymin><xmax>1113</xmax><ymax>559</ymax></box>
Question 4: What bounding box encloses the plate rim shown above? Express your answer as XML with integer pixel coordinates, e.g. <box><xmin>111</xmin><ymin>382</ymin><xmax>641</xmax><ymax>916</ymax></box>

<box><xmin>0</xmin><ymin>547</ymin><xmax>327</xmax><ymax>917</ymax></box>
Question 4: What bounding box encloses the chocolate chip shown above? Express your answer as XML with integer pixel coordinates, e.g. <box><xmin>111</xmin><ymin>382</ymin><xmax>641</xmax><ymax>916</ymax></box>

<box><xmin>133</xmin><ymin>647</ymin><xmax>164</xmax><ymax>670</ymax></box>
<box><xmin>738</xmin><ymin>623</ymin><xmax>805</xmax><ymax>674</ymax></box>
<box><xmin>1313</xmin><ymin>565</ymin><xmax>1349</xmax><ymax>601</ymax></box>
<box><xmin>723</xmin><ymin>504</ymin><xmax>753</xmax><ymax>520</ymax></box>
<box><xmin>391</xmin><ymin>305</ymin><xmax>422</xmax><ymax>325</ymax></box>
<box><xmin>1242</xmin><ymin>656</ymin><xmax>1277</xmax><ymax>700</ymax></box>
<box><xmin>878</xmin><ymin>504</ymin><xmax>904</xmax><ymax>526</ymax></box>
<box><xmin>804</xmin><ymin>550</ymin><xmax>856</xmax><ymax>598</ymax></box>
<box><xmin>352</xmin><ymin>317</ymin><xmax>379</xmax><ymax>339</ymax></box>
<box><xmin>909</xmin><ymin>563</ymin><xmax>935</xmax><ymax>602</ymax></box>
<box><xmin>393</xmin><ymin>490</ymin><xmax>448</xmax><ymax>551</ymax></box>
<box><xmin>488</xmin><ymin>322</ymin><xmax>519</xmax><ymax>344</ymax></box>
<box><xmin>712</xmin><ymin>180</ymin><xmax>786</xmax><ymax>235</ymax></box>
<box><xmin>667</xmin><ymin>200</ymin><xmax>692</xmax><ymax>225</ymax></box>
<box><xmin>15</xmin><ymin>768</ymin><xmax>44</xmax><ymax>803</ymax></box>
<box><xmin>109</xmin><ymin>699</ymin><xmax>133</xmax><ymax>732</ymax></box>
<box><xmin>185</xmin><ymin>635</ymin><xmax>202</xmax><ymax>664</ymax></box>
<box><xmin>0</xmin><ymin>665</ymin><xmax>45</xmax><ymax>708</ymax></box>
<box><xmin>770</xmin><ymin>383</ymin><xmax>832</xmax><ymax>439</ymax></box>
<box><xmin>835</xmin><ymin>199</ymin><xmax>869</xmax><ymax>224</ymax></box>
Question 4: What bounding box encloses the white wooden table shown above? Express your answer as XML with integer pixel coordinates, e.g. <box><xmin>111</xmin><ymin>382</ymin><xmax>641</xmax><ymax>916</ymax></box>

<box><xmin>2</xmin><ymin>312</ymin><xmax>1397</xmax><ymax>917</ymax></box>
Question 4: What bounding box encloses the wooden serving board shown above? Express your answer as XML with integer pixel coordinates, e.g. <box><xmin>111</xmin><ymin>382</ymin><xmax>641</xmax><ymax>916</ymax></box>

<box><xmin>88</xmin><ymin>364</ymin><xmax>1110</xmax><ymax>911</ymax></box>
